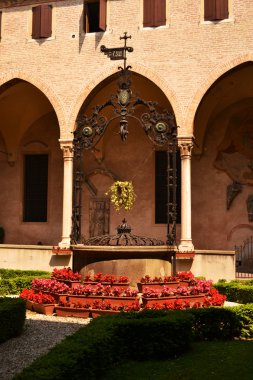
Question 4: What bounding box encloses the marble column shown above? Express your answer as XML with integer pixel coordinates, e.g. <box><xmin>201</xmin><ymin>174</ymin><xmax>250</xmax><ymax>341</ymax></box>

<box><xmin>178</xmin><ymin>137</ymin><xmax>194</xmax><ymax>251</ymax></box>
<box><xmin>58</xmin><ymin>140</ymin><xmax>74</xmax><ymax>248</ymax></box>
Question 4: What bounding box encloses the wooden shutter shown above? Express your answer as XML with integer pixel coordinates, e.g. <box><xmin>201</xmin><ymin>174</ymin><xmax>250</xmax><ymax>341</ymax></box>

<box><xmin>40</xmin><ymin>4</ymin><xmax>52</xmax><ymax>38</ymax></box>
<box><xmin>215</xmin><ymin>0</ymin><xmax>228</xmax><ymax>20</ymax></box>
<box><xmin>143</xmin><ymin>0</ymin><xmax>154</xmax><ymax>27</ymax></box>
<box><xmin>0</xmin><ymin>12</ymin><xmax>2</xmax><ymax>39</ymax></box>
<box><xmin>204</xmin><ymin>0</ymin><xmax>216</xmax><ymax>21</ymax></box>
<box><xmin>154</xmin><ymin>0</ymin><xmax>166</xmax><ymax>27</ymax></box>
<box><xmin>32</xmin><ymin>6</ymin><xmax>41</xmax><ymax>39</ymax></box>
<box><xmin>99</xmin><ymin>0</ymin><xmax>106</xmax><ymax>31</ymax></box>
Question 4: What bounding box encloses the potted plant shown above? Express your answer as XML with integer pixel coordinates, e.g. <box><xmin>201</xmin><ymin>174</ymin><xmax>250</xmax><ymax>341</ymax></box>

<box><xmin>51</xmin><ymin>267</ymin><xmax>81</xmax><ymax>288</ymax></box>
<box><xmin>137</xmin><ymin>274</ymin><xmax>179</xmax><ymax>292</ymax></box>
<box><xmin>30</xmin><ymin>292</ymin><xmax>55</xmax><ymax>315</ymax></box>
<box><xmin>32</xmin><ymin>278</ymin><xmax>69</xmax><ymax>302</ymax></box>
<box><xmin>55</xmin><ymin>300</ymin><xmax>92</xmax><ymax>318</ymax></box>
<box><xmin>68</xmin><ymin>284</ymin><xmax>104</xmax><ymax>305</ymax></box>
<box><xmin>19</xmin><ymin>288</ymin><xmax>36</xmax><ymax>310</ymax></box>
<box><xmin>176</xmin><ymin>271</ymin><xmax>195</xmax><ymax>286</ymax></box>
<box><xmin>82</xmin><ymin>273</ymin><xmax>130</xmax><ymax>289</ymax></box>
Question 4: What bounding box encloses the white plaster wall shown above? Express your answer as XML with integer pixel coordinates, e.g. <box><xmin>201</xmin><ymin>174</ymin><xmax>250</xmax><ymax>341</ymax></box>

<box><xmin>0</xmin><ymin>245</ymin><xmax>72</xmax><ymax>271</ymax></box>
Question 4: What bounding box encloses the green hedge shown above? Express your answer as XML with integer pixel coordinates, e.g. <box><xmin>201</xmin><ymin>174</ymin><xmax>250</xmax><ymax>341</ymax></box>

<box><xmin>13</xmin><ymin>311</ymin><xmax>193</xmax><ymax>380</ymax></box>
<box><xmin>0</xmin><ymin>275</ymin><xmax>51</xmax><ymax>296</ymax></box>
<box><xmin>12</xmin><ymin>304</ymin><xmax>253</xmax><ymax>380</ymax></box>
<box><xmin>0</xmin><ymin>269</ymin><xmax>50</xmax><ymax>295</ymax></box>
<box><xmin>0</xmin><ymin>269</ymin><xmax>50</xmax><ymax>279</ymax></box>
<box><xmin>214</xmin><ymin>281</ymin><xmax>253</xmax><ymax>304</ymax></box>
<box><xmin>188</xmin><ymin>307</ymin><xmax>241</xmax><ymax>340</ymax></box>
<box><xmin>230</xmin><ymin>303</ymin><xmax>253</xmax><ymax>339</ymax></box>
<box><xmin>0</xmin><ymin>298</ymin><xmax>26</xmax><ymax>344</ymax></box>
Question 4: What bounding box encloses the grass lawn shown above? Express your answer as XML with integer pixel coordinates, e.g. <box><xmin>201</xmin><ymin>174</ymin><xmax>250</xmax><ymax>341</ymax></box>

<box><xmin>101</xmin><ymin>340</ymin><xmax>253</xmax><ymax>380</ymax></box>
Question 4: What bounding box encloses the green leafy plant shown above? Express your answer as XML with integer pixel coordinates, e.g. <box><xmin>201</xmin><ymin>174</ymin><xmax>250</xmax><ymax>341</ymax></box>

<box><xmin>105</xmin><ymin>181</ymin><xmax>136</xmax><ymax>212</ymax></box>
<box><xmin>214</xmin><ymin>280</ymin><xmax>253</xmax><ymax>304</ymax></box>
<box><xmin>0</xmin><ymin>298</ymin><xmax>26</xmax><ymax>344</ymax></box>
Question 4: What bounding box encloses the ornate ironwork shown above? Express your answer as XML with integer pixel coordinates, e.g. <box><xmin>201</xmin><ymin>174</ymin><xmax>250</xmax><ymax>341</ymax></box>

<box><xmin>84</xmin><ymin>219</ymin><xmax>165</xmax><ymax>246</ymax></box>
<box><xmin>75</xmin><ymin>71</ymin><xmax>177</xmax><ymax>148</ymax></box>
<box><xmin>89</xmin><ymin>197</ymin><xmax>110</xmax><ymax>237</ymax></box>
<box><xmin>71</xmin><ymin>33</ymin><xmax>178</xmax><ymax>251</ymax></box>
<box><xmin>247</xmin><ymin>194</ymin><xmax>253</xmax><ymax>222</ymax></box>
<box><xmin>236</xmin><ymin>236</ymin><xmax>253</xmax><ymax>278</ymax></box>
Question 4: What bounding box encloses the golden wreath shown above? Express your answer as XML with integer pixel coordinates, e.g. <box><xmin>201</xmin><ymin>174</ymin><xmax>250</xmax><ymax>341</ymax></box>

<box><xmin>105</xmin><ymin>181</ymin><xmax>136</xmax><ymax>212</ymax></box>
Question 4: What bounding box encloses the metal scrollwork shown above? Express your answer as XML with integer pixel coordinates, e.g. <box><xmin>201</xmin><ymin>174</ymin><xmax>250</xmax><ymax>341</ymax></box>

<box><xmin>72</xmin><ymin>33</ymin><xmax>178</xmax><ymax>251</ymax></box>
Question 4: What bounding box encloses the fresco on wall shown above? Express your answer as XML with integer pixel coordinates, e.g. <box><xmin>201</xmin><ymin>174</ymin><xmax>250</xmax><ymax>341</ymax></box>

<box><xmin>215</xmin><ymin>110</ymin><xmax>253</xmax><ymax>185</ymax></box>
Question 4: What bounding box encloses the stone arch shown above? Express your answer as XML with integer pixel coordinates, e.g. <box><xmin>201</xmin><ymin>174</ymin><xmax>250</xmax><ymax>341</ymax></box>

<box><xmin>186</xmin><ymin>54</ymin><xmax>253</xmax><ymax>135</ymax></box>
<box><xmin>68</xmin><ymin>63</ymin><xmax>183</xmax><ymax>132</ymax></box>
<box><xmin>0</xmin><ymin>71</ymin><xmax>66</xmax><ymax>134</ymax></box>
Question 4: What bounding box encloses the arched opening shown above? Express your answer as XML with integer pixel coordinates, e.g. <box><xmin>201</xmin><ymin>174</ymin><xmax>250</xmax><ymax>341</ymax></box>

<box><xmin>0</xmin><ymin>79</ymin><xmax>62</xmax><ymax>245</ymax></box>
<box><xmin>192</xmin><ymin>62</ymin><xmax>253</xmax><ymax>250</ymax></box>
<box><xmin>72</xmin><ymin>70</ymin><xmax>180</xmax><ymax>281</ymax></box>
<box><xmin>73</xmin><ymin>71</ymin><xmax>179</xmax><ymax>245</ymax></box>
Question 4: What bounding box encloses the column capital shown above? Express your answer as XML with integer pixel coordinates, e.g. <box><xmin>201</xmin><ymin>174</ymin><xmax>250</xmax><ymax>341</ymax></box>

<box><xmin>178</xmin><ymin>136</ymin><xmax>194</xmax><ymax>158</ymax></box>
<box><xmin>59</xmin><ymin>139</ymin><xmax>74</xmax><ymax>158</ymax></box>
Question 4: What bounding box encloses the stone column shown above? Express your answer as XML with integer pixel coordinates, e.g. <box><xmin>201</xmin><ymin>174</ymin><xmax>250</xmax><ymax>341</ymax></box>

<box><xmin>178</xmin><ymin>137</ymin><xmax>194</xmax><ymax>251</ymax></box>
<box><xmin>58</xmin><ymin>140</ymin><xmax>74</xmax><ymax>248</ymax></box>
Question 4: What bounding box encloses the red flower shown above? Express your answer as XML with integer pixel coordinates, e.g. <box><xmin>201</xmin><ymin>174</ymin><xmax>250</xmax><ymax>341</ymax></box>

<box><xmin>118</xmin><ymin>275</ymin><xmax>129</xmax><ymax>283</ymax></box>
<box><xmin>52</xmin><ymin>267</ymin><xmax>81</xmax><ymax>281</ymax></box>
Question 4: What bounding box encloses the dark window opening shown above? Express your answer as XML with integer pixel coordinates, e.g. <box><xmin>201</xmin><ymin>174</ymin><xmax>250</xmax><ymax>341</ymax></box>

<box><xmin>155</xmin><ymin>150</ymin><xmax>181</xmax><ymax>224</ymax></box>
<box><xmin>23</xmin><ymin>155</ymin><xmax>48</xmax><ymax>222</ymax></box>
<box><xmin>32</xmin><ymin>4</ymin><xmax>52</xmax><ymax>39</ymax></box>
<box><xmin>204</xmin><ymin>0</ymin><xmax>228</xmax><ymax>21</ymax></box>
<box><xmin>84</xmin><ymin>0</ymin><xmax>106</xmax><ymax>33</ymax></box>
<box><xmin>0</xmin><ymin>12</ymin><xmax>2</xmax><ymax>39</ymax></box>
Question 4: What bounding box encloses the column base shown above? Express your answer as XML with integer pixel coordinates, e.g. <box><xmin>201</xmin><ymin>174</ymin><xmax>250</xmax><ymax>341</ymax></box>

<box><xmin>58</xmin><ymin>237</ymin><xmax>71</xmax><ymax>249</ymax></box>
<box><xmin>178</xmin><ymin>240</ymin><xmax>194</xmax><ymax>252</ymax></box>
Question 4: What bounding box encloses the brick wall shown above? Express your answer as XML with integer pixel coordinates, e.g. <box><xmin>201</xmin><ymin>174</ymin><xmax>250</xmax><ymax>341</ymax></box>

<box><xmin>0</xmin><ymin>0</ymin><xmax>252</xmax><ymax>136</ymax></box>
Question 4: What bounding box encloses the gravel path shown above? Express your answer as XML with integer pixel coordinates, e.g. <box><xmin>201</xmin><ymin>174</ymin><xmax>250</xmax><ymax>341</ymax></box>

<box><xmin>0</xmin><ymin>311</ymin><xmax>90</xmax><ymax>380</ymax></box>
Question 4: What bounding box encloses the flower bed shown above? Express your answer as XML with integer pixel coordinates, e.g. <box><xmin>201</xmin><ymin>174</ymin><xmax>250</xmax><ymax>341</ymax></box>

<box><xmin>142</xmin><ymin>289</ymin><xmax>226</xmax><ymax>310</ymax></box>
<box><xmin>32</xmin><ymin>303</ymin><xmax>55</xmax><ymax>315</ymax></box>
<box><xmin>68</xmin><ymin>284</ymin><xmax>138</xmax><ymax>307</ymax></box>
<box><xmin>20</xmin><ymin>288</ymin><xmax>56</xmax><ymax>314</ymax></box>
<box><xmin>55</xmin><ymin>306</ymin><xmax>91</xmax><ymax>318</ymax></box>
<box><xmin>137</xmin><ymin>273</ymin><xmax>197</xmax><ymax>291</ymax></box>
<box><xmin>18</xmin><ymin>269</ymin><xmax>226</xmax><ymax>319</ymax></box>
<box><xmin>82</xmin><ymin>273</ymin><xmax>130</xmax><ymax>289</ymax></box>
<box><xmin>51</xmin><ymin>267</ymin><xmax>82</xmax><ymax>288</ymax></box>
<box><xmin>32</xmin><ymin>278</ymin><xmax>70</xmax><ymax>294</ymax></box>
<box><xmin>52</xmin><ymin>267</ymin><xmax>82</xmax><ymax>281</ymax></box>
<box><xmin>55</xmin><ymin>299</ymin><xmax>141</xmax><ymax>318</ymax></box>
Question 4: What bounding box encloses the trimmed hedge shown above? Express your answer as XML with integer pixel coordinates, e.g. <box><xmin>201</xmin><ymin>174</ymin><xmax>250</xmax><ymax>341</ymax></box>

<box><xmin>0</xmin><ymin>297</ymin><xmax>26</xmax><ymax>344</ymax></box>
<box><xmin>214</xmin><ymin>281</ymin><xmax>253</xmax><ymax>304</ymax></box>
<box><xmin>188</xmin><ymin>307</ymin><xmax>241</xmax><ymax>340</ymax></box>
<box><xmin>12</xmin><ymin>305</ymin><xmax>253</xmax><ymax>380</ymax></box>
<box><xmin>230</xmin><ymin>303</ymin><xmax>253</xmax><ymax>339</ymax></box>
<box><xmin>13</xmin><ymin>311</ymin><xmax>193</xmax><ymax>380</ymax></box>
<box><xmin>0</xmin><ymin>269</ymin><xmax>50</xmax><ymax>279</ymax></box>
<box><xmin>0</xmin><ymin>269</ymin><xmax>50</xmax><ymax>295</ymax></box>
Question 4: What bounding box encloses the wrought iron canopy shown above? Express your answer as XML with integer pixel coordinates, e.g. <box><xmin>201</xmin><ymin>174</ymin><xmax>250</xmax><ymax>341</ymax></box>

<box><xmin>72</xmin><ymin>33</ymin><xmax>178</xmax><ymax>259</ymax></box>
<box><xmin>84</xmin><ymin>219</ymin><xmax>165</xmax><ymax>246</ymax></box>
<box><xmin>75</xmin><ymin>33</ymin><xmax>177</xmax><ymax>148</ymax></box>
<box><xmin>75</xmin><ymin>71</ymin><xmax>177</xmax><ymax>147</ymax></box>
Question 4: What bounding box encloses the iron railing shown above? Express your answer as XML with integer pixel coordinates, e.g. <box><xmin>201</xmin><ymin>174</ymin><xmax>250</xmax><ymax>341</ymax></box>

<box><xmin>235</xmin><ymin>236</ymin><xmax>253</xmax><ymax>278</ymax></box>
